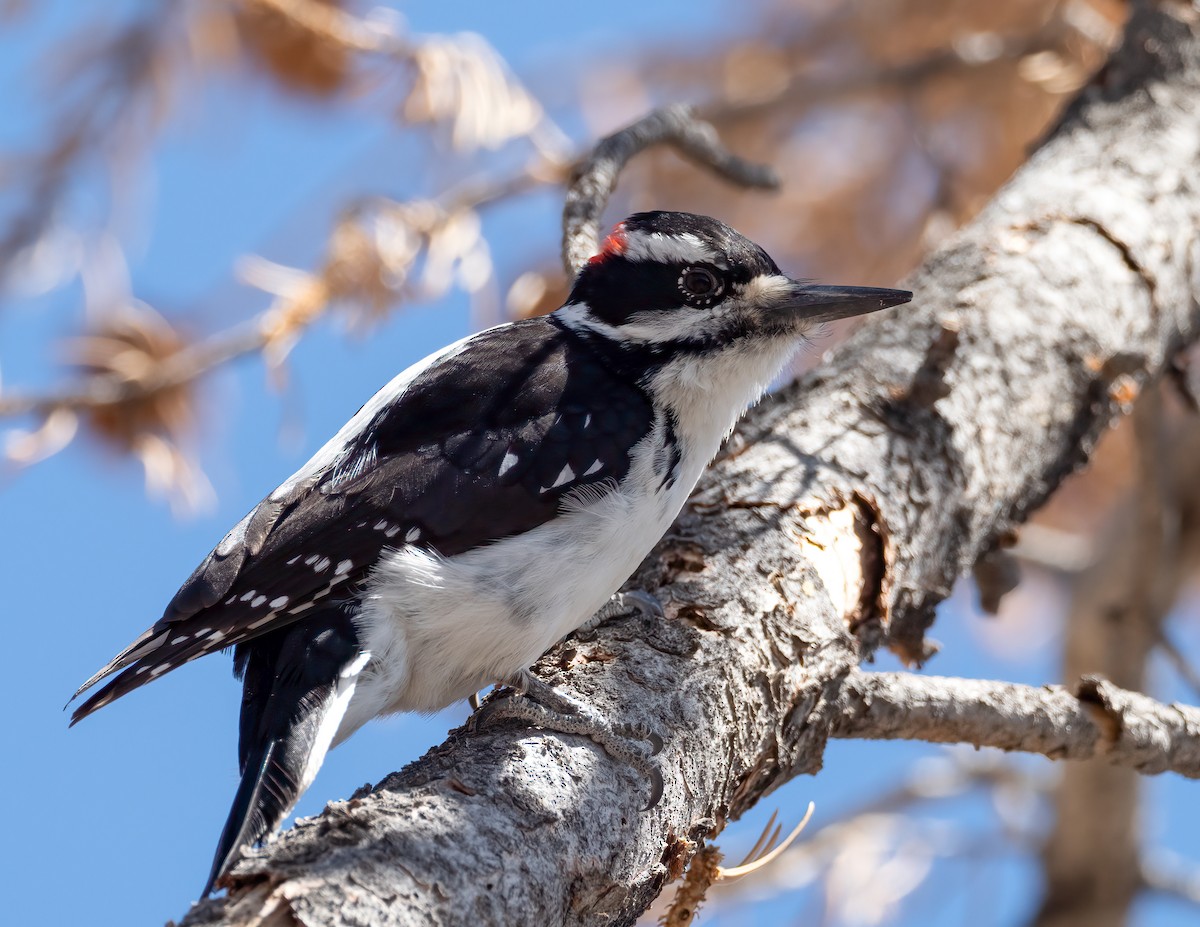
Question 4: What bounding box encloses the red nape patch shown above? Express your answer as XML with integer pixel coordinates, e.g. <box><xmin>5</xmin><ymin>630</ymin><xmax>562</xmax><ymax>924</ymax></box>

<box><xmin>588</xmin><ymin>222</ymin><xmax>628</xmax><ymax>266</ymax></box>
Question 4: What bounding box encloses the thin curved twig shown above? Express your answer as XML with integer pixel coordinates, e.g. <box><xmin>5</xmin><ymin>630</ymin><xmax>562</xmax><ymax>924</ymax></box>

<box><xmin>560</xmin><ymin>104</ymin><xmax>779</xmax><ymax>275</ymax></box>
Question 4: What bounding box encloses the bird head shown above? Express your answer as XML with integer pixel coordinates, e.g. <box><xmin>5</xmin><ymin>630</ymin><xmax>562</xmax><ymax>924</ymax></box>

<box><xmin>560</xmin><ymin>211</ymin><xmax>910</xmax><ymax>350</ymax></box>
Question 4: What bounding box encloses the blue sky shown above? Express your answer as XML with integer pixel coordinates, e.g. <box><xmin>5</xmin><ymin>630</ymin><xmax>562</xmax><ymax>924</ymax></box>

<box><xmin>1</xmin><ymin>3</ymin><xmax>1198</xmax><ymax>925</ymax></box>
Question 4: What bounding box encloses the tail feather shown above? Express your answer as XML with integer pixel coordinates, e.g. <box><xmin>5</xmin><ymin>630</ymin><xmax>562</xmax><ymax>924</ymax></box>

<box><xmin>201</xmin><ymin>605</ymin><xmax>363</xmax><ymax>896</ymax></box>
<box><xmin>203</xmin><ymin>741</ymin><xmax>290</xmax><ymax>897</ymax></box>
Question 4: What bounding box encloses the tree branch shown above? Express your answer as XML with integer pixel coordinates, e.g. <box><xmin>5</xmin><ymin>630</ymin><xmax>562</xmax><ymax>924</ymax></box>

<box><xmin>833</xmin><ymin>670</ymin><xmax>1200</xmax><ymax>778</ymax></box>
<box><xmin>178</xmin><ymin>5</ymin><xmax>1200</xmax><ymax>925</ymax></box>
<box><xmin>560</xmin><ymin>105</ymin><xmax>779</xmax><ymax>274</ymax></box>
<box><xmin>0</xmin><ymin>321</ymin><xmax>268</xmax><ymax>420</ymax></box>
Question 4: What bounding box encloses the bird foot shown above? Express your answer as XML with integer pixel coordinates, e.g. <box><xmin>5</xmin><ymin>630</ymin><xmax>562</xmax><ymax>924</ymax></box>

<box><xmin>472</xmin><ymin>669</ymin><xmax>664</xmax><ymax>810</ymax></box>
<box><xmin>573</xmin><ymin>589</ymin><xmax>665</xmax><ymax>640</ymax></box>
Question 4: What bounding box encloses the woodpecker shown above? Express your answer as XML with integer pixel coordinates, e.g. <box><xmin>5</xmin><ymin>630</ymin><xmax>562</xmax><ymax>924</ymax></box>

<box><xmin>69</xmin><ymin>211</ymin><xmax>910</xmax><ymax>895</ymax></box>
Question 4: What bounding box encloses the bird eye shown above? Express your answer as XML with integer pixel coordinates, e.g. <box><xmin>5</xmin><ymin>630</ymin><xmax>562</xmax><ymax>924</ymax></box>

<box><xmin>679</xmin><ymin>267</ymin><xmax>723</xmax><ymax>304</ymax></box>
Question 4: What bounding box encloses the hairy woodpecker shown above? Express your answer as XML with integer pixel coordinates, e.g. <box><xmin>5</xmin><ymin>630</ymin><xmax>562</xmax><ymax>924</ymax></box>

<box><xmin>69</xmin><ymin>211</ymin><xmax>910</xmax><ymax>894</ymax></box>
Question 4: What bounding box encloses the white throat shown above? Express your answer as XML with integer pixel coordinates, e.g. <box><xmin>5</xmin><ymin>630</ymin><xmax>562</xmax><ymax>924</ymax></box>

<box><xmin>647</xmin><ymin>335</ymin><xmax>802</xmax><ymax>482</ymax></box>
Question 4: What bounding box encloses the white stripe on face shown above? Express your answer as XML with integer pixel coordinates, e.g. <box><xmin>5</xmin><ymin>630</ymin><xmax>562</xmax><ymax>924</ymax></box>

<box><xmin>621</xmin><ymin>231</ymin><xmax>721</xmax><ymax>266</ymax></box>
<box><xmin>553</xmin><ymin>302</ymin><xmax>632</xmax><ymax>340</ymax></box>
<box><xmin>616</xmin><ymin>308</ymin><xmax>729</xmax><ymax>343</ymax></box>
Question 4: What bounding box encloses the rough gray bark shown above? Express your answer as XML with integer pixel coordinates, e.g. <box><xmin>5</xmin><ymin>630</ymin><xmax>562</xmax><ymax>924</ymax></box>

<box><xmin>834</xmin><ymin>670</ymin><xmax>1200</xmax><ymax>778</ymax></box>
<box><xmin>178</xmin><ymin>6</ymin><xmax>1200</xmax><ymax>926</ymax></box>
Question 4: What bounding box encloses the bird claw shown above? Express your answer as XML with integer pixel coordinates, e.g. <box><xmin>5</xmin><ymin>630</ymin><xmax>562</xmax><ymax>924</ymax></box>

<box><xmin>642</xmin><ymin>764</ymin><xmax>665</xmax><ymax>812</ymax></box>
<box><xmin>574</xmin><ymin>589</ymin><xmax>665</xmax><ymax>641</ymax></box>
<box><xmin>604</xmin><ymin>590</ymin><xmax>665</xmax><ymax>626</ymax></box>
<box><xmin>472</xmin><ymin>670</ymin><xmax>665</xmax><ymax>810</ymax></box>
<box><xmin>615</xmin><ymin>720</ymin><xmax>664</xmax><ymax>756</ymax></box>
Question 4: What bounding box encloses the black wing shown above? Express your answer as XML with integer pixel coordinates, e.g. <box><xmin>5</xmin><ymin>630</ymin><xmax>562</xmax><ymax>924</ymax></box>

<box><xmin>70</xmin><ymin>317</ymin><xmax>655</xmax><ymax>722</ymax></box>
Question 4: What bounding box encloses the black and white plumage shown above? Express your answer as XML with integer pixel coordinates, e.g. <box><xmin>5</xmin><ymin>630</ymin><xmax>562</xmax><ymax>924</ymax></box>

<box><xmin>69</xmin><ymin>211</ymin><xmax>910</xmax><ymax>895</ymax></box>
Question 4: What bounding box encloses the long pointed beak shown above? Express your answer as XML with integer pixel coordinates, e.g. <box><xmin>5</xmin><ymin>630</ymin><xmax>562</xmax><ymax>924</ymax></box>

<box><xmin>784</xmin><ymin>283</ymin><xmax>912</xmax><ymax>324</ymax></box>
